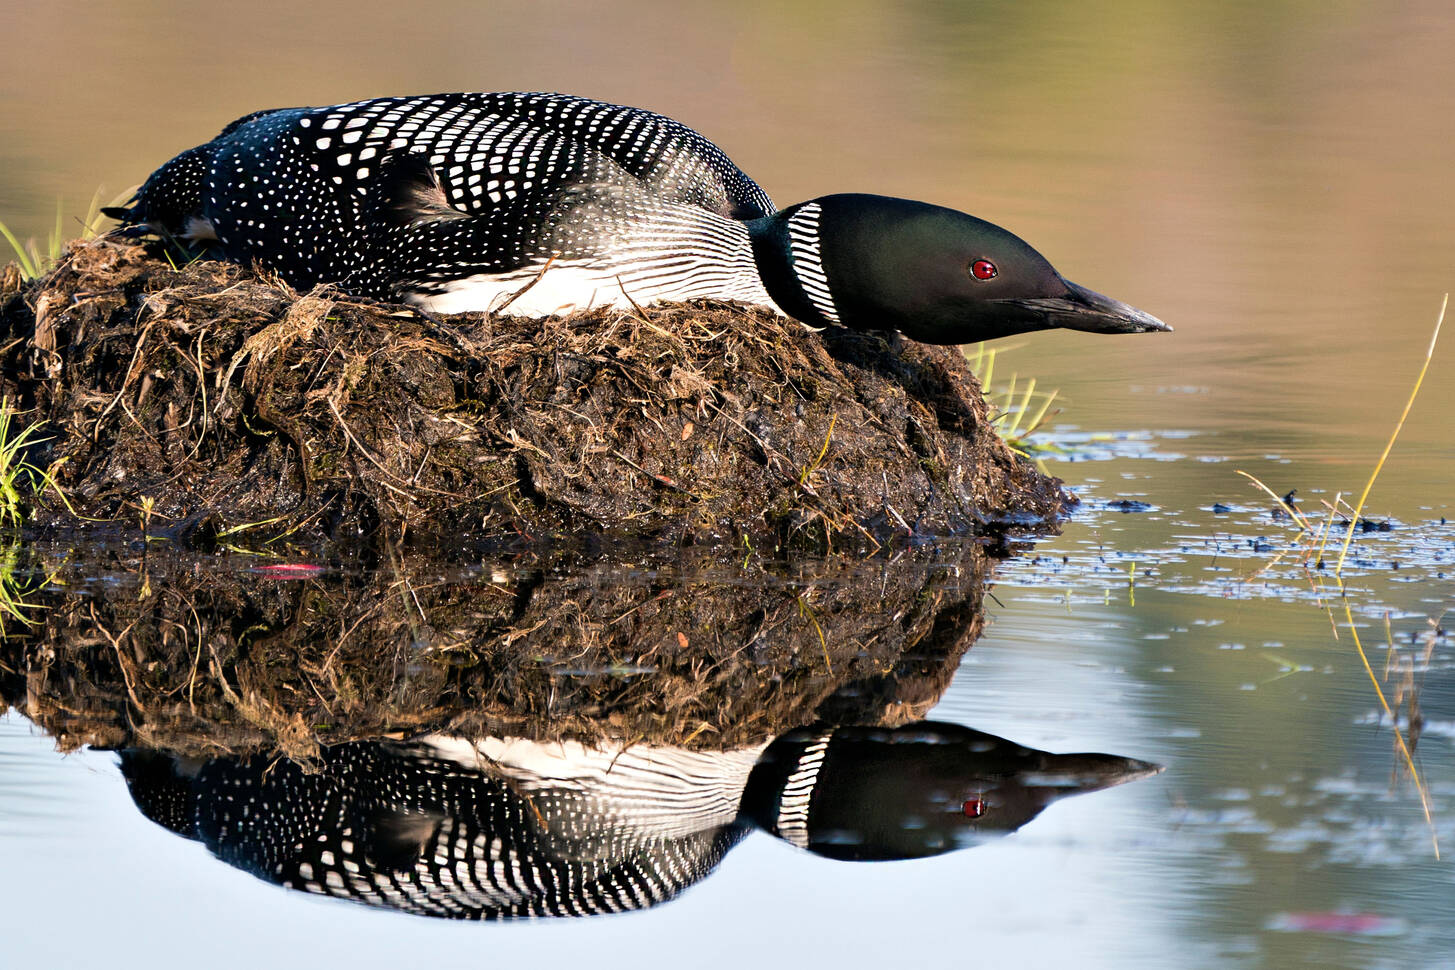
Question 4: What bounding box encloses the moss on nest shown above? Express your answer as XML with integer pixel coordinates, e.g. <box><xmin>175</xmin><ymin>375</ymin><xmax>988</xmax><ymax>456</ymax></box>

<box><xmin>0</xmin><ymin>237</ymin><xmax>1067</xmax><ymax>550</ymax></box>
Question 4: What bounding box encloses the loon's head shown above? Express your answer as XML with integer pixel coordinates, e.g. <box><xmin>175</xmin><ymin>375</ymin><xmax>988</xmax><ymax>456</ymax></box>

<box><xmin>753</xmin><ymin>194</ymin><xmax>1169</xmax><ymax>345</ymax></box>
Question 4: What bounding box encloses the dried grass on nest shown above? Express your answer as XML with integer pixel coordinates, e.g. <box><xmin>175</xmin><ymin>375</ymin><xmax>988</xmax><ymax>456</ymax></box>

<box><xmin>0</xmin><ymin>236</ymin><xmax>1067</xmax><ymax>550</ymax></box>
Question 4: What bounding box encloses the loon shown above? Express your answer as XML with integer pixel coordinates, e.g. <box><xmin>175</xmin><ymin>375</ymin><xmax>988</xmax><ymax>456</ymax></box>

<box><xmin>118</xmin><ymin>722</ymin><xmax>1160</xmax><ymax>919</ymax></box>
<box><xmin>107</xmin><ymin>92</ymin><xmax>1170</xmax><ymax>345</ymax></box>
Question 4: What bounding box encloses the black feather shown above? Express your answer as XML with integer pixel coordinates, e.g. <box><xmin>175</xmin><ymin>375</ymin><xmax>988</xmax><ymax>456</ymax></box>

<box><xmin>371</xmin><ymin>153</ymin><xmax>473</xmax><ymax>229</ymax></box>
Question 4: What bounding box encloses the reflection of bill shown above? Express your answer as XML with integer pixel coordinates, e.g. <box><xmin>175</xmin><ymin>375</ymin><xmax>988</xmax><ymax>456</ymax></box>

<box><xmin>120</xmin><ymin>723</ymin><xmax>1160</xmax><ymax>919</ymax></box>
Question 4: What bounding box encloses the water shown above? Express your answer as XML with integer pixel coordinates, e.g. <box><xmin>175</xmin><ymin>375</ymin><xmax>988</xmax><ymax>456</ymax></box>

<box><xmin>3</xmin><ymin>3</ymin><xmax>1454</xmax><ymax>967</ymax></box>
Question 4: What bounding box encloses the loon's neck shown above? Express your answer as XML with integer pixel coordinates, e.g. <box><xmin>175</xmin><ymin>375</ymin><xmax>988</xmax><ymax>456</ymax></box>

<box><xmin>746</xmin><ymin>202</ymin><xmax>841</xmax><ymax>328</ymax></box>
<box><xmin>622</xmin><ymin>206</ymin><xmax>781</xmax><ymax>311</ymax></box>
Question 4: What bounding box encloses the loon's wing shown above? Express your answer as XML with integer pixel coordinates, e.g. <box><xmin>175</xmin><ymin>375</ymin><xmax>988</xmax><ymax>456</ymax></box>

<box><xmin>118</xmin><ymin>93</ymin><xmax>773</xmax><ymax>297</ymax></box>
<box><xmin>343</xmin><ymin>93</ymin><xmax>775</xmax><ymax>299</ymax></box>
<box><xmin>465</xmin><ymin>91</ymin><xmax>775</xmax><ymax>220</ymax></box>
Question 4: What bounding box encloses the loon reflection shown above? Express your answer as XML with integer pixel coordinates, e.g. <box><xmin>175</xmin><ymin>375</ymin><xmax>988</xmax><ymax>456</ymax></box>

<box><xmin>120</xmin><ymin>722</ymin><xmax>1160</xmax><ymax>919</ymax></box>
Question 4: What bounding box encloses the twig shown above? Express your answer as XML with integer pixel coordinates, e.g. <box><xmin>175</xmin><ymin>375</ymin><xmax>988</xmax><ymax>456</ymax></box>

<box><xmin>610</xmin><ymin>450</ymin><xmax>700</xmax><ymax>497</ymax></box>
<box><xmin>494</xmin><ymin>256</ymin><xmax>556</xmax><ymax>314</ymax></box>
<box><xmin>93</xmin><ymin>321</ymin><xmax>155</xmax><ymax>440</ymax></box>
<box><xmin>325</xmin><ymin>397</ymin><xmax>464</xmax><ymax>498</ymax></box>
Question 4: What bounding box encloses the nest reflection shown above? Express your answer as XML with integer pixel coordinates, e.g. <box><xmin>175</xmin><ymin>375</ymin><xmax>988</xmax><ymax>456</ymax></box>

<box><xmin>2</xmin><ymin>543</ymin><xmax>1159</xmax><ymax>919</ymax></box>
<box><xmin>3</xmin><ymin>544</ymin><xmax>1000</xmax><ymax>754</ymax></box>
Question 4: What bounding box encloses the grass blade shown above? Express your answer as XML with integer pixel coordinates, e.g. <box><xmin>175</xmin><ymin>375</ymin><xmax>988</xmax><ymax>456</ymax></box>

<box><xmin>1335</xmin><ymin>294</ymin><xmax>1445</xmax><ymax>575</ymax></box>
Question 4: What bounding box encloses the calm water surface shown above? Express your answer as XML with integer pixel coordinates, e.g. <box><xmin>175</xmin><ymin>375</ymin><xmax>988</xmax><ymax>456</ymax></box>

<box><xmin>2</xmin><ymin>3</ymin><xmax>1454</xmax><ymax>968</ymax></box>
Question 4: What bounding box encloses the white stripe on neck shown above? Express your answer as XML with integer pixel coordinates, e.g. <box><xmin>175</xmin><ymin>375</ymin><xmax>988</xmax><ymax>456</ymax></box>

<box><xmin>784</xmin><ymin>203</ymin><xmax>840</xmax><ymax>324</ymax></box>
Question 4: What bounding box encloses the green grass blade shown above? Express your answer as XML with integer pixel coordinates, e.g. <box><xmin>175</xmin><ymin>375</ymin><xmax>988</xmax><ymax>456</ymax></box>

<box><xmin>0</xmin><ymin>220</ymin><xmax>39</xmax><ymax>279</ymax></box>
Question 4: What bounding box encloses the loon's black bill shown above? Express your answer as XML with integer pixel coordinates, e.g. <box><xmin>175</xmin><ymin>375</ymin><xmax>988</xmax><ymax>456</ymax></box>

<box><xmin>1006</xmin><ymin>279</ymin><xmax>1172</xmax><ymax>334</ymax></box>
<box><xmin>1032</xmin><ymin>754</ymin><xmax>1165</xmax><ymax>795</ymax></box>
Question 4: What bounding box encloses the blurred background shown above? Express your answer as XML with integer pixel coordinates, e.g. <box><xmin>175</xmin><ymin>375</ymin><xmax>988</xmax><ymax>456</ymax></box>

<box><xmin>3</xmin><ymin>3</ymin><xmax>1453</xmax><ymax>967</ymax></box>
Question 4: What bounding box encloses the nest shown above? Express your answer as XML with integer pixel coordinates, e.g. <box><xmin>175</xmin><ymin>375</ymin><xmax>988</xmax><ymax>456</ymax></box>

<box><xmin>0</xmin><ymin>237</ymin><xmax>1067</xmax><ymax>550</ymax></box>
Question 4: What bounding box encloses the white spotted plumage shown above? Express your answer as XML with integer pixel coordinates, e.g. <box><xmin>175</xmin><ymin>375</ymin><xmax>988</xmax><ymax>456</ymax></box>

<box><xmin>124</xmin><ymin>92</ymin><xmax>790</xmax><ymax>318</ymax></box>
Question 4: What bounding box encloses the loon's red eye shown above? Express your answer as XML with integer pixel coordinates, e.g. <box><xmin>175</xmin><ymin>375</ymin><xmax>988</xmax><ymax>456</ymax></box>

<box><xmin>970</xmin><ymin>259</ymin><xmax>997</xmax><ymax>281</ymax></box>
<box><xmin>962</xmin><ymin>798</ymin><xmax>985</xmax><ymax>818</ymax></box>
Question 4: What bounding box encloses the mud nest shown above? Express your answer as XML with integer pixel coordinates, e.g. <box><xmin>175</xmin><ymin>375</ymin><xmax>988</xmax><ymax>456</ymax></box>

<box><xmin>0</xmin><ymin>543</ymin><xmax>996</xmax><ymax>758</ymax></box>
<box><xmin>0</xmin><ymin>237</ymin><xmax>1066</xmax><ymax>550</ymax></box>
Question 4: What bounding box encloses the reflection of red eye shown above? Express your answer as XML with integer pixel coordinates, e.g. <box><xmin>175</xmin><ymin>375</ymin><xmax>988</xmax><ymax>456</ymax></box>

<box><xmin>970</xmin><ymin>259</ymin><xmax>997</xmax><ymax>281</ymax></box>
<box><xmin>962</xmin><ymin>798</ymin><xmax>984</xmax><ymax>818</ymax></box>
